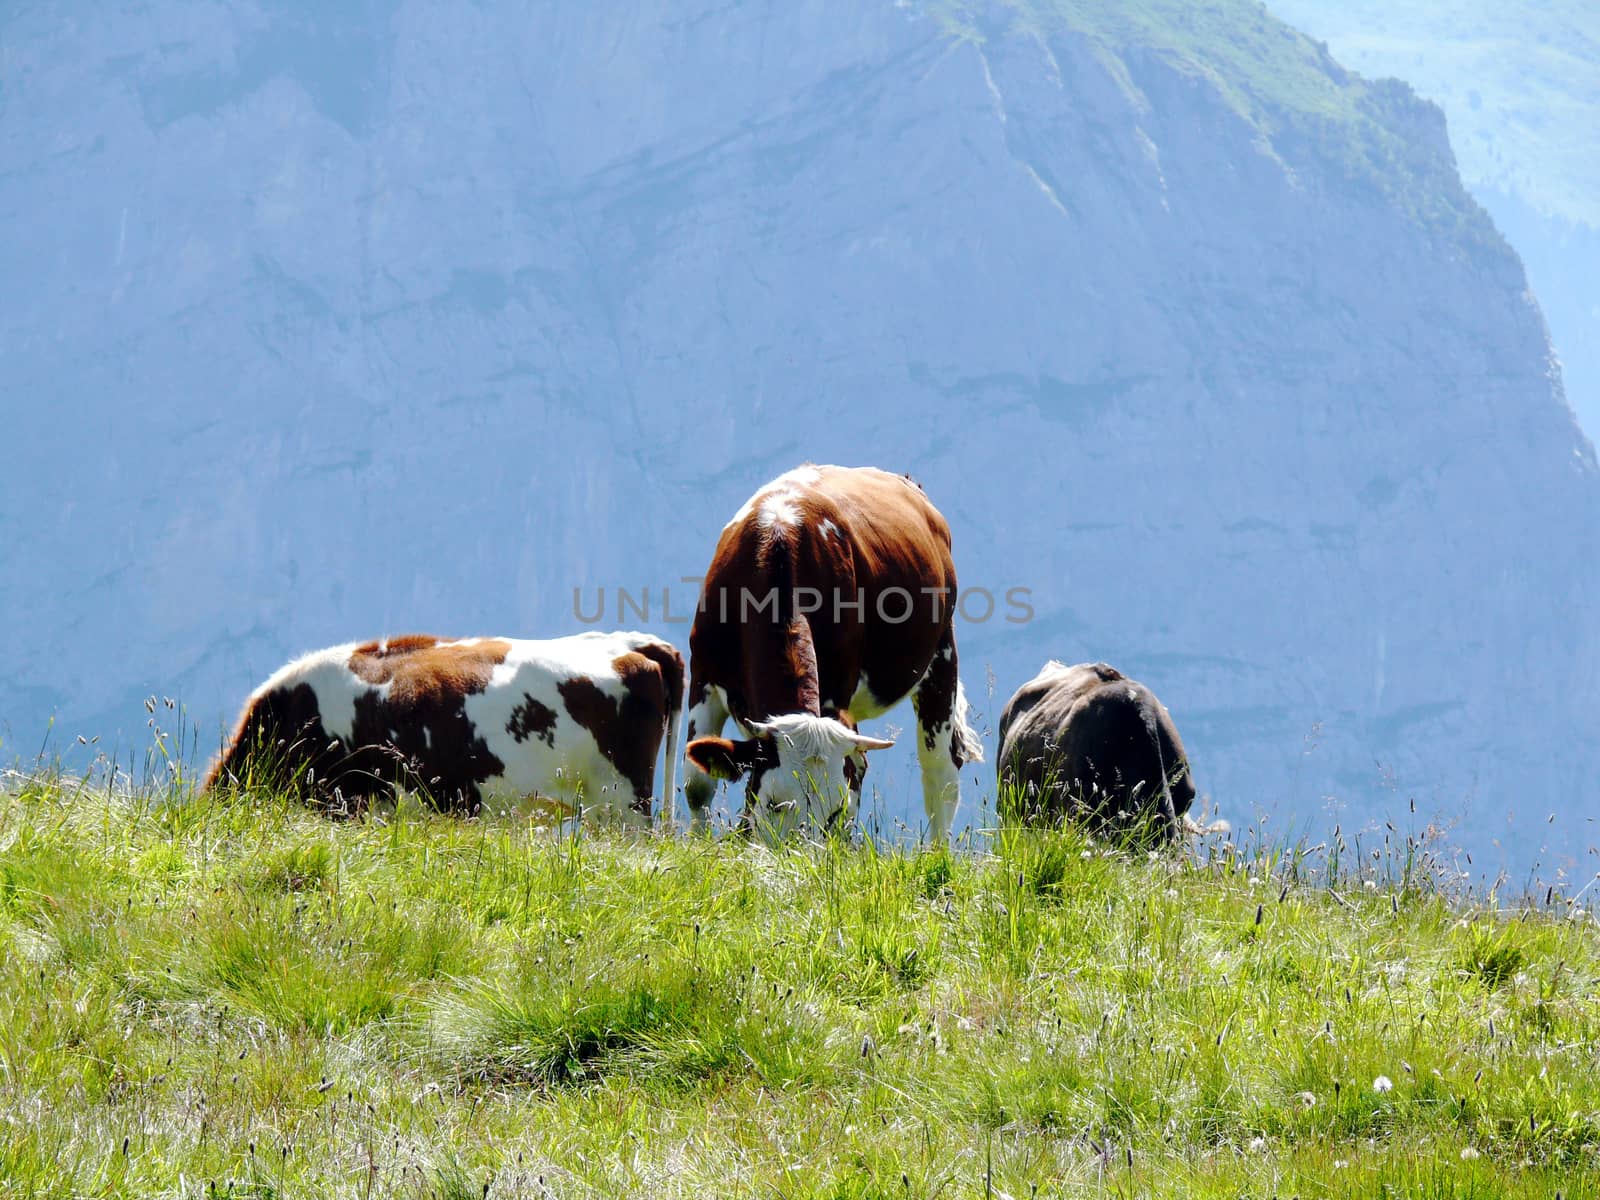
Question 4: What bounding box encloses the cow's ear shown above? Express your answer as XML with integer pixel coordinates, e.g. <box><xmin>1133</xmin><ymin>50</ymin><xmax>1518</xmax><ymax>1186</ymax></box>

<box><xmin>687</xmin><ymin>737</ymin><xmax>749</xmax><ymax>781</ymax></box>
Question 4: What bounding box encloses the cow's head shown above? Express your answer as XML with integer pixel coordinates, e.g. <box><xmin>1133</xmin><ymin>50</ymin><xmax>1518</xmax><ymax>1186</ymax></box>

<box><xmin>685</xmin><ymin>713</ymin><xmax>894</xmax><ymax>842</ymax></box>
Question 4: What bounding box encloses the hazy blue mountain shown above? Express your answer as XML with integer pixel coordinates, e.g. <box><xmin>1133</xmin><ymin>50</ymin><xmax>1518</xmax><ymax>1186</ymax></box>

<box><xmin>3</xmin><ymin>1</ymin><xmax>1596</xmax><ymax>877</ymax></box>
<box><xmin>1269</xmin><ymin>0</ymin><xmax>1600</xmax><ymax>443</ymax></box>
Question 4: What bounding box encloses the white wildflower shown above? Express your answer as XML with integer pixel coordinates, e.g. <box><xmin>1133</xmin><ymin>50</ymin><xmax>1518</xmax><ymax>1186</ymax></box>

<box><xmin>1373</xmin><ymin>1075</ymin><xmax>1393</xmax><ymax>1094</ymax></box>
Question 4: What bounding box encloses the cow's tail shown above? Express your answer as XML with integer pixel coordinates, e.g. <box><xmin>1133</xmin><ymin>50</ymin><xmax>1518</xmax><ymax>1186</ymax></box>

<box><xmin>1141</xmin><ymin>702</ymin><xmax>1178</xmax><ymax>832</ymax></box>
<box><xmin>953</xmin><ymin>679</ymin><xmax>985</xmax><ymax>766</ymax></box>
<box><xmin>662</xmin><ymin>680</ymin><xmax>683</xmax><ymax>829</ymax></box>
<box><xmin>649</xmin><ymin>640</ymin><xmax>686</xmax><ymax>828</ymax></box>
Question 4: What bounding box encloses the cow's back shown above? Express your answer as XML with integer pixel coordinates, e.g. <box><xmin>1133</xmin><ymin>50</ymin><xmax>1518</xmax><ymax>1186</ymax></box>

<box><xmin>998</xmin><ymin>662</ymin><xmax>1193</xmax><ymax>838</ymax></box>
<box><xmin>691</xmin><ymin>465</ymin><xmax>958</xmax><ymax>722</ymax></box>
<box><xmin>472</xmin><ymin>631</ymin><xmax>684</xmax><ymax>817</ymax></box>
<box><xmin>806</xmin><ymin>466</ymin><xmax>954</xmax><ymax>588</ymax></box>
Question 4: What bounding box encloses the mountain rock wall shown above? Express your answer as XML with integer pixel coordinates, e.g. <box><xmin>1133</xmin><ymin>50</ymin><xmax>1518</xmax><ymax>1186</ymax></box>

<box><xmin>3</xmin><ymin>1</ymin><xmax>1595</xmax><ymax>872</ymax></box>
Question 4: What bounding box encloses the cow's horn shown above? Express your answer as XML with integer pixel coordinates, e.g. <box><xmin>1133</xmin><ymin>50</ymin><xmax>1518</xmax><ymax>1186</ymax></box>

<box><xmin>848</xmin><ymin>732</ymin><xmax>895</xmax><ymax>751</ymax></box>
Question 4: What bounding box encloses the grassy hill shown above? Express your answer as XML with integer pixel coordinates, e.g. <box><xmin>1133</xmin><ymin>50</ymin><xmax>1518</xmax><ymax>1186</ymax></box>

<box><xmin>1</xmin><ymin>776</ymin><xmax>1597</xmax><ymax>1197</ymax></box>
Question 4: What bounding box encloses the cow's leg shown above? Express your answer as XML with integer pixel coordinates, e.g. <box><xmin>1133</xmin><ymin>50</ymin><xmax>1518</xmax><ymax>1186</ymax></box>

<box><xmin>682</xmin><ymin>677</ymin><xmax>730</xmax><ymax>832</ymax></box>
<box><xmin>911</xmin><ymin>630</ymin><xmax>980</xmax><ymax>843</ymax></box>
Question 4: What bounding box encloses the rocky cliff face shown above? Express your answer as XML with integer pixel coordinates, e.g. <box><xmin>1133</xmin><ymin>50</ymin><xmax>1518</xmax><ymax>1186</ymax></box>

<box><xmin>3</xmin><ymin>1</ymin><xmax>1595</xmax><ymax>874</ymax></box>
<box><xmin>1268</xmin><ymin>0</ymin><xmax>1600</xmax><ymax>449</ymax></box>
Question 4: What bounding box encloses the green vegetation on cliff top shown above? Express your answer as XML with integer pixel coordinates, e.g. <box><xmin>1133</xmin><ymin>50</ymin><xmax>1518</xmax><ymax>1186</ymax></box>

<box><xmin>2</xmin><ymin>774</ymin><xmax>1597</xmax><ymax>1197</ymax></box>
<box><xmin>931</xmin><ymin>0</ymin><xmax>1505</xmax><ymax>253</ymax></box>
<box><xmin>1267</xmin><ymin>0</ymin><xmax>1600</xmax><ymax>229</ymax></box>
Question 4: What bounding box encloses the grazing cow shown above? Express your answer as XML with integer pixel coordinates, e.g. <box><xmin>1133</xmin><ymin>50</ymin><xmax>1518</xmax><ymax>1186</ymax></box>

<box><xmin>997</xmin><ymin>661</ymin><xmax>1201</xmax><ymax>843</ymax></box>
<box><xmin>683</xmin><ymin>464</ymin><xmax>984</xmax><ymax>842</ymax></box>
<box><xmin>204</xmin><ymin>631</ymin><xmax>682</xmax><ymax>822</ymax></box>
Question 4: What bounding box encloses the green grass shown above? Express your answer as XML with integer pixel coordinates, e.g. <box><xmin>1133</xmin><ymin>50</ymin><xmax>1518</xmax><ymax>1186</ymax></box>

<box><xmin>929</xmin><ymin>0</ymin><xmax>1505</xmax><ymax>254</ymax></box>
<box><xmin>1</xmin><ymin>774</ymin><xmax>1598</xmax><ymax>1197</ymax></box>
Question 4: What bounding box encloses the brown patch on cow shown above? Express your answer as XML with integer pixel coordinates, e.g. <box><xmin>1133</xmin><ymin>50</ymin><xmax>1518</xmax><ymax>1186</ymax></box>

<box><xmin>202</xmin><ymin>679</ymin><xmax>411</xmax><ymax>816</ymax></box>
<box><xmin>341</xmin><ymin>637</ymin><xmax>511</xmax><ymax>811</ymax></box>
<box><xmin>842</xmin><ymin>750</ymin><xmax>864</xmax><ymax>796</ymax></box>
<box><xmin>557</xmin><ymin>649</ymin><xmax>678</xmax><ymax>815</ymax></box>
<box><xmin>628</xmin><ymin>641</ymin><xmax>685</xmax><ymax>724</ymax></box>
<box><xmin>350</xmin><ymin>634</ymin><xmax>440</xmax><ymax>658</ymax></box>
<box><xmin>347</xmin><ymin>636</ymin><xmax>511</xmax><ymax>698</ymax></box>
<box><xmin>685</xmin><ymin>735</ymin><xmax>778</xmax><ymax>782</ymax></box>
<box><xmin>506</xmin><ymin>693</ymin><xmax>559</xmax><ymax>747</ymax></box>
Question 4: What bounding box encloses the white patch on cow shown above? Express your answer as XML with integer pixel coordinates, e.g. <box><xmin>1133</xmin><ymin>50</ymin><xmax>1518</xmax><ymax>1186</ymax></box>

<box><xmin>757</xmin><ymin>492</ymin><xmax>800</xmax><ymax>529</ymax></box>
<box><xmin>844</xmin><ymin>674</ymin><xmax>893</xmax><ymax>722</ymax></box>
<box><xmin>467</xmin><ymin>629</ymin><xmax>676</xmax><ymax>824</ymax></box>
<box><xmin>952</xmin><ymin>679</ymin><xmax>983</xmax><ymax>765</ymax></box>
<box><xmin>772</xmin><ymin>465</ymin><xmax>824</xmax><ymax>489</ymax></box>
<box><xmin>723</xmin><ymin>466</ymin><xmax>828</xmax><ymax>531</ymax></box>
<box><xmin>249</xmin><ymin>641</ymin><xmax>369</xmax><ymax>741</ymax></box>
<box><xmin>1026</xmin><ymin>659</ymin><xmax>1076</xmax><ymax>687</ymax></box>
<box><xmin>819</xmin><ymin>518</ymin><xmax>841</xmax><ymax>541</ymax></box>
<box><xmin>907</xmin><ymin>663</ymin><xmax>985</xmax><ymax>842</ymax></box>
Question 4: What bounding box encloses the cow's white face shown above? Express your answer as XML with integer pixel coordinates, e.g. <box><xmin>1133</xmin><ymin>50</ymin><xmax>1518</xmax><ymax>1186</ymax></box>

<box><xmin>685</xmin><ymin>714</ymin><xmax>893</xmax><ymax>844</ymax></box>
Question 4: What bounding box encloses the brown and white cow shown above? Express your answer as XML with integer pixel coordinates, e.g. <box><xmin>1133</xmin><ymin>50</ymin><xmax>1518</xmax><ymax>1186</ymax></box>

<box><xmin>682</xmin><ymin>465</ymin><xmax>983</xmax><ymax>842</ymax></box>
<box><xmin>997</xmin><ymin>661</ymin><xmax>1200</xmax><ymax>843</ymax></box>
<box><xmin>204</xmin><ymin>631</ymin><xmax>682</xmax><ymax>822</ymax></box>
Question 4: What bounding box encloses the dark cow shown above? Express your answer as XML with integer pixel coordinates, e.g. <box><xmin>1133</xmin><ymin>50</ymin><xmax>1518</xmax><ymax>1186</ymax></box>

<box><xmin>204</xmin><ymin>631</ymin><xmax>682</xmax><ymax>822</ymax></box>
<box><xmin>997</xmin><ymin>661</ymin><xmax>1201</xmax><ymax>843</ymax></box>
<box><xmin>683</xmin><ymin>464</ymin><xmax>983</xmax><ymax>842</ymax></box>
